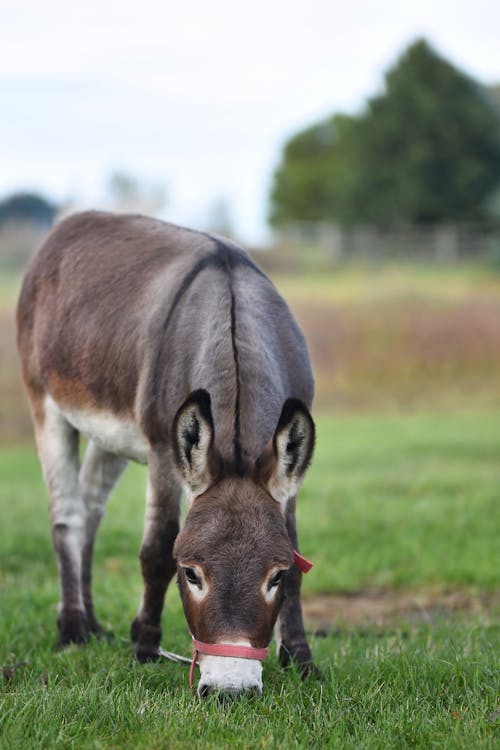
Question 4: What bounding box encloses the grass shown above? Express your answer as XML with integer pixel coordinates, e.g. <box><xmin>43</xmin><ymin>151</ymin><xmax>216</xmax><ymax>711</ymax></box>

<box><xmin>304</xmin><ymin>412</ymin><xmax>500</xmax><ymax>591</ymax></box>
<box><xmin>271</xmin><ymin>263</ymin><xmax>500</xmax><ymax>304</ymax></box>
<box><xmin>1</xmin><ymin>412</ymin><xmax>499</xmax><ymax>748</ymax></box>
<box><xmin>0</xmin><ymin>269</ymin><xmax>22</xmax><ymax>309</ymax></box>
<box><xmin>1</xmin><ymin>624</ymin><xmax>498</xmax><ymax>749</ymax></box>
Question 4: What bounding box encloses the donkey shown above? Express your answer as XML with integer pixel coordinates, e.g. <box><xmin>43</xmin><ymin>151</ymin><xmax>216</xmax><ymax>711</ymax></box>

<box><xmin>16</xmin><ymin>211</ymin><xmax>317</xmax><ymax>696</ymax></box>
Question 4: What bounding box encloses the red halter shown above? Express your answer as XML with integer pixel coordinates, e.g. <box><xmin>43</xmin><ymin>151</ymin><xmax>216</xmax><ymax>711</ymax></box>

<box><xmin>188</xmin><ymin>549</ymin><xmax>313</xmax><ymax>689</ymax></box>
<box><xmin>189</xmin><ymin>639</ymin><xmax>269</xmax><ymax>689</ymax></box>
<box><xmin>292</xmin><ymin>548</ymin><xmax>313</xmax><ymax>573</ymax></box>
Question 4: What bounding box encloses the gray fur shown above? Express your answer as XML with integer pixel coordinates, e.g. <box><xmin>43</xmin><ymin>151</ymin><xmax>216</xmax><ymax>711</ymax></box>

<box><xmin>16</xmin><ymin>211</ymin><xmax>317</xmax><ymax>691</ymax></box>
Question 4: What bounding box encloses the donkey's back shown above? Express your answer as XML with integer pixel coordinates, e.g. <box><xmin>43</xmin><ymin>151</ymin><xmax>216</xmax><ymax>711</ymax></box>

<box><xmin>17</xmin><ymin>211</ymin><xmax>313</xmax><ymax>466</ymax></box>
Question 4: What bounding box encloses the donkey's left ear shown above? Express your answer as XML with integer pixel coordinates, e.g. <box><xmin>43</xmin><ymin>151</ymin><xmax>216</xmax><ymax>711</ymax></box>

<box><xmin>257</xmin><ymin>399</ymin><xmax>315</xmax><ymax>508</ymax></box>
<box><xmin>172</xmin><ymin>389</ymin><xmax>219</xmax><ymax>501</ymax></box>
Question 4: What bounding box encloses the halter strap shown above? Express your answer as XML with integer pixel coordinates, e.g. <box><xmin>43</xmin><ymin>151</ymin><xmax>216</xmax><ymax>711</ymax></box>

<box><xmin>292</xmin><ymin>549</ymin><xmax>313</xmax><ymax>573</ymax></box>
<box><xmin>189</xmin><ymin>639</ymin><xmax>268</xmax><ymax>689</ymax></box>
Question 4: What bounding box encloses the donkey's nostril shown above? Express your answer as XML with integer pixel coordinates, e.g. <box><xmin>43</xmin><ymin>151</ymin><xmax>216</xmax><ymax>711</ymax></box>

<box><xmin>198</xmin><ymin>683</ymin><xmax>262</xmax><ymax>700</ymax></box>
<box><xmin>198</xmin><ymin>683</ymin><xmax>213</xmax><ymax>699</ymax></box>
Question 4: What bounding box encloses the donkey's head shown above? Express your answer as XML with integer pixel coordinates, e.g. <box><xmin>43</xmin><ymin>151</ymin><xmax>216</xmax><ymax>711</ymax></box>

<box><xmin>172</xmin><ymin>390</ymin><xmax>315</xmax><ymax>697</ymax></box>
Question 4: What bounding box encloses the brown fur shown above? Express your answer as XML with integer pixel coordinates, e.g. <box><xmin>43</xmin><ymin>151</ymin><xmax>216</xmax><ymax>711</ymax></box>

<box><xmin>174</xmin><ymin>478</ymin><xmax>293</xmax><ymax>647</ymax></box>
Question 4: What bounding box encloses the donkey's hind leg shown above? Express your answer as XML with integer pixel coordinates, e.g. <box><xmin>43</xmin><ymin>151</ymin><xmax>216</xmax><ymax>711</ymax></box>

<box><xmin>33</xmin><ymin>397</ymin><xmax>88</xmax><ymax>647</ymax></box>
<box><xmin>276</xmin><ymin>495</ymin><xmax>320</xmax><ymax>678</ymax></box>
<box><xmin>79</xmin><ymin>441</ymin><xmax>127</xmax><ymax>635</ymax></box>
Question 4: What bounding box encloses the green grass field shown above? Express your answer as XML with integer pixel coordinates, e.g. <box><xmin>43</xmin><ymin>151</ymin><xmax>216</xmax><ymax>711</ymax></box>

<box><xmin>1</xmin><ymin>413</ymin><xmax>499</xmax><ymax>749</ymax></box>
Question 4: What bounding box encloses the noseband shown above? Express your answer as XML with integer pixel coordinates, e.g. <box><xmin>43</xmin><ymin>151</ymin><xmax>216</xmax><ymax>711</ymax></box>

<box><xmin>189</xmin><ymin>639</ymin><xmax>269</xmax><ymax>689</ymax></box>
<box><xmin>188</xmin><ymin>549</ymin><xmax>313</xmax><ymax>689</ymax></box>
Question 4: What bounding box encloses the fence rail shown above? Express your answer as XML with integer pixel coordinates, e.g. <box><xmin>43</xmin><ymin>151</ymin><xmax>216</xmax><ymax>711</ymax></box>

<box><xmin>268</xmin><ymin>222</ymin><xmax>500</xmax><ymax>268</ymax></box>
<box><xmin>2</xmin><ymin>219</ymin><xmax>500</xmax><ymax>271</ymax></box>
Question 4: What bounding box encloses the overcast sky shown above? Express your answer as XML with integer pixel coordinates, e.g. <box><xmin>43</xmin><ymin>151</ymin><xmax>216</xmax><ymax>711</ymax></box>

<box><xmin>2</xmin><ymin>0</ymin><xmax>500</xmax><ymax>242</ymax></box>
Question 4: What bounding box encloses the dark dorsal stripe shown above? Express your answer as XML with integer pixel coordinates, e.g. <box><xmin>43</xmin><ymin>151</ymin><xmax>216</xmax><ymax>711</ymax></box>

<box><xmin>215</xmin><ymin>242</ymin><xmax>243</xmax><ymax>475</ymax></box>
<box><xmin>145</xmin><ymin>242</ymin><xmax>264</xmax><ymax>468</ymax></box>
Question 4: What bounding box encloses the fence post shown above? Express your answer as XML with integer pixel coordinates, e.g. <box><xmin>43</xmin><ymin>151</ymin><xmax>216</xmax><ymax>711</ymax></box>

<box><xmin>435</xmin><ymin>225</ymin><xmax>459</xmax><ymax>264</ymax></box>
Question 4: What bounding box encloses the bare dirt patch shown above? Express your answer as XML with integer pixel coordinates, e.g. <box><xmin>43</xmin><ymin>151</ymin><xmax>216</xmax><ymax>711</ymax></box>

<box><xmin>302</xmin><ymin>589</ymin><xmax>499</xmax><ymax>631</ymax></box>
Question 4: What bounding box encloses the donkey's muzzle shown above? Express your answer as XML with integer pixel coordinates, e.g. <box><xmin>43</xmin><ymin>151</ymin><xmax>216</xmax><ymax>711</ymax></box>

<box><xmin>190</xmin><ymin>638</ymin><xmax>267</xmax><ymax>697</ymax></box>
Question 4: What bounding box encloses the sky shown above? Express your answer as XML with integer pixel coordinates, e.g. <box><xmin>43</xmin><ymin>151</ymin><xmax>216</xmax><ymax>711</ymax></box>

<box><xmin>2</xmin><ymin>0</ymin><xmax>500</xmax><ymax>243</ymax></box>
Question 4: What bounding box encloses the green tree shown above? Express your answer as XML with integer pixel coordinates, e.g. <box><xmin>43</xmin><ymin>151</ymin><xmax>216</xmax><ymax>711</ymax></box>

<box><xmin>0</xmin><ymin>192</ymin><xmax>56</xmax><ymax>227</ymax></box>
<box><xmin>269</xmin><ymin>115</ymin><xmax>358</xmax><ymax>225</ymax></box>
<box><xmin>269</xmin><ymin>39</ymin><xmax>500</xmax><ymax>226</ymax></box>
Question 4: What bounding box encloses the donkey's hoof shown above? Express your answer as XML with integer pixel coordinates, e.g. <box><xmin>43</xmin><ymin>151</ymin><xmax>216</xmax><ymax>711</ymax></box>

<box><xmin>130</xmin><ymin>617</ymin><xmax>142</xmax><ymax>644</ymax></box>
<box><xmin>130</xmin><ymin>618</ymin><xmax>161</xmax><ymax>662</ymax></box>
<box><xmin>57</xmin><ymin>609</ymin><xmax>90</xmax><ymax>648</ymax></box>
<box><xmin>279</xmin><ymin>643</ymin><xmax>322</xmax><ymax>680</ymax></box>
<box><xmin>297</xmin><ymin>660</ymin><xmax>323</xmax><ymax>681</ymax></box>
<box><xmin>134</xmin><ymin>647</ymin><xmax>160</xmax><ymax>663</ymax></box>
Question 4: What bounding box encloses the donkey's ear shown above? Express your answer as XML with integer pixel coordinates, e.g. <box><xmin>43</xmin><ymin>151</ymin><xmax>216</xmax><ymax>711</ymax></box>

<box><xmin>257</xmin><ymin>399</ymin><xmax>315</xmax><ymax>508</ymax></box>
<box><xmin>172</xmin><ymin>390</ymin><xmax>218</xmax><ymax>501</ymax></box>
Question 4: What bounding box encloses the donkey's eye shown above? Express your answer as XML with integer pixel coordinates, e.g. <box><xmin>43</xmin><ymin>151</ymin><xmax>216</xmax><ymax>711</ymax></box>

<box><xmin>184</xmin><ymin>567</ymin><xmax>202</xmax><ymax>588</ymax></box>
<box><xmin>267</xmin><ymin>570</ymin><xmax>284</xmax><ymax>590</ymax></box>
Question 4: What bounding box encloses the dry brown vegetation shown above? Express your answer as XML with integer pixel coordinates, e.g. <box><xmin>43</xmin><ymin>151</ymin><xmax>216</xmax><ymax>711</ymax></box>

<box><xmin>0</xmin><ymin>302</ymin><xmax>31</xmax><ymax>442</ymax></box>
<box><xmin>293</xmin><ymin>295</ymin><xmax>500</xmax><ymax>410</ymax></box>
<box><xmin>2</xmin><ymin>265</ymin><xmax>500</xmax><ymax>442</ymax></box>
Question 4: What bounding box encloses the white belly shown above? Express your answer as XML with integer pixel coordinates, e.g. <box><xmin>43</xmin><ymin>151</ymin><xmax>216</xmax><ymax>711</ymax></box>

<box><xmin>48</xmin><ymin>397</ymin><xmax>149</xmax><ymax>463</ymax></box>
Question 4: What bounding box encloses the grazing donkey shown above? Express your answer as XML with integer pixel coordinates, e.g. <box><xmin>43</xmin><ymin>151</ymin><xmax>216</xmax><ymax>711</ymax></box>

<box><xmin>16</xmin><ymin>211</ymin><xmax>317</xmax><ymax>696</ymax></box>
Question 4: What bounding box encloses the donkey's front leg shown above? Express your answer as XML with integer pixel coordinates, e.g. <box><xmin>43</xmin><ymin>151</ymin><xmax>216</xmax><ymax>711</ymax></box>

<box><xmin>131</xmin><ymin>450</ymin><xmax>181</xmax><ymax>661</ymax></box>
<box><xmin>277</xmin><ymin>496</ymin><xmax>319</xmax><ymax>677</ymax></box>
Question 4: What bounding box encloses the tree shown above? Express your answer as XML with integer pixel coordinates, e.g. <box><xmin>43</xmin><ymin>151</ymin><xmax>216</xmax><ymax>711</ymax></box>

<box><xmin>269</xmin><ymin>115</ymin><xmax>345</xmax><ymax>225</ymax></box>
<box><xmin>0</xmin><ymin>192</ymin><xmax>56</xmax><ymax>227</ymax></box>
<box><xmin>269</xmin><ymin>39</ymin><xmax>500</xmax><ymax>226</ymax></box>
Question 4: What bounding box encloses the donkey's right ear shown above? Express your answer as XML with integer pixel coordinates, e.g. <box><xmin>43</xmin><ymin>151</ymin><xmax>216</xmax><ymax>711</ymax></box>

<box><xmin>172</xmin><ymin>390</ymin><xmax>218</xmax><ymax>502</ymax></box>
<box><xmin>256</xmin><ymin>398</ymin><xmax>315</xmax><ymax>511</ymax></box>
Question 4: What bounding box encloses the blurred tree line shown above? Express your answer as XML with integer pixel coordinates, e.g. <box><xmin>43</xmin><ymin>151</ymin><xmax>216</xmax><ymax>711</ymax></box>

<box><xmin>0</xmin><ymin>193</ymin><xmax>56</xmax><ymax>228</ymax></box>
<box><xmin>0</xmin><ymin>172</ymin><xmax>168</xmax><ymax>269</ymax></box>
<box><xmin>269</xmin><ymin>39</ymin><xmax>500</xmax><ymax>227</ymax></box>
<box><xmin>0</xmin><ymin>193</ymin><xmax>57</xmax><ymax>268</ymax></box>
